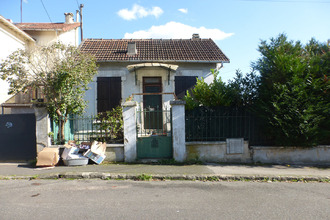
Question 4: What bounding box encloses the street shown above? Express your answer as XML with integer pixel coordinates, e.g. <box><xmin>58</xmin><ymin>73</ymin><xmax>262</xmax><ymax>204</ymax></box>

<box><xmin>0</xmin><ymin>180</ymin><xmax>329</xmax><ymax>219</ymax></box>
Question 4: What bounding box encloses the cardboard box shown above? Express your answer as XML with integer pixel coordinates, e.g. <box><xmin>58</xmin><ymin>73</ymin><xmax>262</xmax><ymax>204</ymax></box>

<box><xmin>36</xmin><ymin>147</ymin><xmax>60</xmax><ymax>167</ymax></box>
<box><xmin>84</xmin><ymin>150</ymin><xmax>106</xmax><ymax>164</ymax></box>
<box><xmin>90</xmin><ymin>141</ymin><xmax>106</xmax><ymax>155</ymax></box>
<box><xmin>62</xmin><ymin>145</ymin><xmax>80</xmax><ymax>160</ymax></box>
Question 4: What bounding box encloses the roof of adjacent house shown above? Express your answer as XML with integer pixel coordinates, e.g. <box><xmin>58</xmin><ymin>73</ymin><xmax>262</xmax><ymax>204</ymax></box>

<box><xmin>79</xmin><ymin>38</ymin><xmax>230</xmax><ymax>63</ymax></box>
<box><xmin>15</xmin><ymin>22</ymin><xmax>80</xmax><ymax>32</ymax></box>
<box><xmin>0</xmin><ymin>15</ymin><xmax>35</xmax><ymax>43</ymax></box>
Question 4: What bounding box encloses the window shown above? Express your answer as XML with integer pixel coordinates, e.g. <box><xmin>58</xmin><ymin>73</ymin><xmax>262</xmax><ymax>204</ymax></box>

<box><xmin>97</xmin><ymin>77</ymin><xmax>121</xmax><ymax>113</ymax></box>
<box><xmin>175</xmin><ymin>76</ymin><xmax>197</xmax><ymax>99</ymax></box>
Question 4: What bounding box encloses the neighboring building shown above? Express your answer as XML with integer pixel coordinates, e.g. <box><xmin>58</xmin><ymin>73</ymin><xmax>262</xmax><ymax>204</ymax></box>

<box><xmin>80</xmin><ymin>34</ymin><xmax>229</xmax><ymax>116</ymax></box>
<box><xmin>0</xmin><ymin>13</ymin><xmax>80</xmax><ymax>114</ymax></box>
<box><xmin>0</xmin><ymin>15</ymin><xmax>35</xmax><ymax>106</ymax></box>
<box><xmin>15</xmin><ymin>13</ymin><xmax>80</xmax><ymax>47</ymax></box>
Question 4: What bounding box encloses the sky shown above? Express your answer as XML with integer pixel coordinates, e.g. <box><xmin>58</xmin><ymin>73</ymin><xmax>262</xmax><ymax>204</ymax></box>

<box><xmin>1</xmin><ymin>0</ymin><xmax>329</xmax><ymax>81</ymax></box>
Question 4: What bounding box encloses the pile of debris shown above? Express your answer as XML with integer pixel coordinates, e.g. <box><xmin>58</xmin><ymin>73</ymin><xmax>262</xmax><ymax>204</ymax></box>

<box><xmin>36</xmin><ymin>141</ymin><xmax>106</xmax><ymax>167</ymax></box>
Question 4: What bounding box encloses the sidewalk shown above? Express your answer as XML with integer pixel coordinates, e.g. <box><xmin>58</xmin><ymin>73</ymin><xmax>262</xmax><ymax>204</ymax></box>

<box><xmin>0</xmin><ymin>163</ymin><xmax>329</xmax><ymax>181</ymax></box>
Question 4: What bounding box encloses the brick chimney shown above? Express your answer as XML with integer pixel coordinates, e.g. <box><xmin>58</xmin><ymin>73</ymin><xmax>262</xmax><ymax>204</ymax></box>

<box><xmin>64</xmin><ymin>13</ymin><xmax>74</xmax><ymax>24</ymax></box>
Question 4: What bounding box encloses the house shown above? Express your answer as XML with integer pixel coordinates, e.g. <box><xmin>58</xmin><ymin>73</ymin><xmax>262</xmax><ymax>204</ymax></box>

<box><xmin>0</xmin><ymin>12</ymin><xmax>80</xmax><ymax>114</ymax></box>
<box><xmin>79</xmin><ymin>34</ymin><xmax>229</xmax><ymax>161</ymax></box>
<box><xmin>80</xmin><ymin>34</ymin><xmax>229</xmax><ymax>116</ymax></box>
<box><xmin>15</xmin><ymin>12</ymin><xmax>80</xmax><ymax>47</ymax></box>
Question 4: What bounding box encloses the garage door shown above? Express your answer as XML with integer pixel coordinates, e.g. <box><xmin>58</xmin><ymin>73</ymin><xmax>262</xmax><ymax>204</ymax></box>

<box><xmin>0</xmin><ymin>114</ymin><xmax>36</xmax><ymax>161</ymax></box>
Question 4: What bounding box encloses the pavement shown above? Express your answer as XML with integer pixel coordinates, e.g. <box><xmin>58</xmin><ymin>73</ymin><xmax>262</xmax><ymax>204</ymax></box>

<box><xmin>0</xmin><ymin>162</ymin><xmax>329</xmax><ymax>182</ymax></box>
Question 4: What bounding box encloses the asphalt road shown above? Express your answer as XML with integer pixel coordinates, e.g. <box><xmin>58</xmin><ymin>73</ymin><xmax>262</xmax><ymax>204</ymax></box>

<box><xmin>0</xmin><ymin>180</ymin><xmax>329</xmax><ymax>220</ymax></box>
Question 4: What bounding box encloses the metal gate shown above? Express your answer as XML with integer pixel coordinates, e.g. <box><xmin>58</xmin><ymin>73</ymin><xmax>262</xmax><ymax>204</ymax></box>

<box><xmin>136</xmin><ymin>107</ymin><xmax>172</xmax><ymax>159</ymax></box>
<box><xmin>0</xmin><ymin>114</ymin><xmax>36</xmax><ymax>161</ymax></box>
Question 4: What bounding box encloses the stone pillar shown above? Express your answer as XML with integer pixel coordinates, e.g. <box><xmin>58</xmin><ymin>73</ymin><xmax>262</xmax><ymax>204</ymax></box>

<box><xmin>34</xmin><ymin>107</ymin><xmax>50</xmax><ymax>152</ymax></box>
<box><xmin>170</xmin><ymin>100</ymin><xmax>186</xmax><ymax>162</ymax></box>
<box><xmin>122</xmin><ymin>101</ymin><xmax>137</xmax><ymax>162</ymax></box>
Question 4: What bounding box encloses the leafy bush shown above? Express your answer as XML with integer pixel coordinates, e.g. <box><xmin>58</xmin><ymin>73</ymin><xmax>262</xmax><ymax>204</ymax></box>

<box><xmin>95</xmin><ymin>106</ymin><xmax>123</xmax><ymax>143</ymax></box>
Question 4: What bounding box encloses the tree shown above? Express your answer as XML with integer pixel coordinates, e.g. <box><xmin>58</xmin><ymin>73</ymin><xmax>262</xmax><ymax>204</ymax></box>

<box><xmin>253</xmin><ymin>34</ymin><xmax>330</xmax><ymax>146</ymax></box>
<box><xmin>0</xmin><ymin>43</ymin><xmax>98</xmax><ymax>143</ymax></box>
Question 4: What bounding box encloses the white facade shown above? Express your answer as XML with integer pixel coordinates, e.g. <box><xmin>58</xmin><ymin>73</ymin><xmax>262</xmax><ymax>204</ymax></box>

<box><xmin>84</xmin><ymin>62</ymin><xmax>217</xmax><ymax>116</ymax></box>
<box><xmin>23</xmin><ymin>28</ymin><xmax>79</xmax><ymax>47</ymax></box>
<box><xmin>0</xmin><ymin>16</ymin><xmax>35</xmax><ymax>104</ymax></box>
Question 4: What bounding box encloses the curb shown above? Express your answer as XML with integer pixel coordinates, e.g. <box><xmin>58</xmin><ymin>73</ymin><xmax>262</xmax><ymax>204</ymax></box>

<box><xmin>1</xmin><ymin>173</ymin><xmax>329</xmax><ymax>182</ymax></box>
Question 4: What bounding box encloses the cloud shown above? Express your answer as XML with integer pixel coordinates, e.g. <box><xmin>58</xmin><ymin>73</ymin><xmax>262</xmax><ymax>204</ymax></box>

<box><xmin>178</xmin><ymin>8</ymin><xmax>188</xmax><ymax>14</ymax></box>
<box><xmin>123</xmin><ymin>21</ymin><xmax>234</xmax><ymax>40</ymax></box>
<box><xmin>117</xmin><ymin>4</ymin><xmax>163</xmax><ymax>20</ymax></box>
<box><xmin>23</xmin><ymin>0</ymin><xmax>28</xmax><ymax>3</ymax></box>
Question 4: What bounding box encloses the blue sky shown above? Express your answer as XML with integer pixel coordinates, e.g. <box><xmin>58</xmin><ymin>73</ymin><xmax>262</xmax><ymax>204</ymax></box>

<box><xmin>1</xmin><ymin>0</ymin><xmax>329</xmax><ymax>81</ymax></box>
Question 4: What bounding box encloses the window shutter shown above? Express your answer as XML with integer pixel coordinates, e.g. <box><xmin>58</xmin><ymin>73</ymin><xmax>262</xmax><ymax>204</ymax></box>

<box><xmin>175</xmin><ymin>76</ymin><xmax>197</xmax><ymax>99</ymax></box>
<box><xmin>97</xmin><ymin>77</ymin><xmax>121</xmax><ymax>113</ymax></box>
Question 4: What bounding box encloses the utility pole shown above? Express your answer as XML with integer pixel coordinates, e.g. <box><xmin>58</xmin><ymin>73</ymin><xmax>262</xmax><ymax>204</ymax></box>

<box><xmin>79</xmin><ymin>4</ymin><xmax>84</xmax><ymax>42</ymax></box>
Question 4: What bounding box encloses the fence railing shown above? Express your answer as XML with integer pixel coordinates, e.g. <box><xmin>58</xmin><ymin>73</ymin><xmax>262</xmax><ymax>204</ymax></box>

<box><xmin>51</xmin><ymin>115</ymin><xmax>123</xmax><ymax>144</ymax></box>
<box><xmin>185</xmin><ymin>106</ymin><xmax>273</xmax><ymax>145</ymax></box>
<box><xmin>136</xmin><ymin>107</ymin><xmax>172</xmax><ymax>137</ymax></box>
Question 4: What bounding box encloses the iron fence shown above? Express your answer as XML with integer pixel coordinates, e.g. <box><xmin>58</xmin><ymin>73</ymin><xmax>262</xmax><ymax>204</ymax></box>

<box><xmin>51</xmin><ymin>115</ymin><xmax>123</xmax><ymax>144</ymax></box>
<box><xmin>136</xmin><ymin>107</ymin><xmax>172</xmax><ymax>137</ymax></box>
<box><xmin>185</xmin><ymin>106</ymin><xmax>273</xmax><ymax>145</ymax></box>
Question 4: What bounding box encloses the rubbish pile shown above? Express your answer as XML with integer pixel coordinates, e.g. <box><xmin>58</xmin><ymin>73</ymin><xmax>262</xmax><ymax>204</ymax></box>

<box><xmin>36</xmin><ymin>141</ymin><xmax>106</xmax><ymax>167</ymax></box>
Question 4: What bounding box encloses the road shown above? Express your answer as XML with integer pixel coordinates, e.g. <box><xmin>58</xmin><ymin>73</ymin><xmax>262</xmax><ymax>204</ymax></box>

<box><xmin>0</xmin><ymin>180</ymin><xmax>329</xmax><ymax>220</ymax></box>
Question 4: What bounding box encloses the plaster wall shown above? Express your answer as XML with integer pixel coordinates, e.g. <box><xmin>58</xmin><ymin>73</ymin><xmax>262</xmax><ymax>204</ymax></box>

<box><xmin>25</xmin><ymin>29</ymin><xmax>78</xmax><ymax>46</ymax></box>
<box><xmin>104</xmin><ymin>144</ymin><xmax>124</xmax><ymax>162</ymax></box>
<box><xmin>186</xmin><ymin>141</ymin><xmax>252</xmax><ymax>163</ymax></box>
<box><xmin>252</xmin><ymin>146</ymin><xmax>330</xmax><ymax>165</ymax></box>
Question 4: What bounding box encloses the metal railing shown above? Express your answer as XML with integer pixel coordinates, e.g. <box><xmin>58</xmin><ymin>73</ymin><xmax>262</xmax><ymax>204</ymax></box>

<box><xmin>136</xmin><ymin>107</ymin><xmax>172</xmax><ymax>137</ymax></box>
<box><xmin>185</xmin><ymin>106</ymin><xmax>272</xmax><ymax>145</ymax></box>
<box><xmin>51</xmin><ymin>115</ymin><xmax>123</xmax><ymax>144</ymax></box>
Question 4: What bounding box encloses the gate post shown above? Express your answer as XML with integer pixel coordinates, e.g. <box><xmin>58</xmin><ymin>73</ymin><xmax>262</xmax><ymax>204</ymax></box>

<box><xmin>122</xmin><ymin>101</ymin><xmax>137</xmax><ymax>162</ymax></box>
<box><xmin>34</xmin><ymin>106</ymin><xmax>50</xmax><ymax>152</ymax></box>
<box><xmin>170</xmin><ymin>100</ymin><xmax>186</xmax><ymax>162</ymax></box>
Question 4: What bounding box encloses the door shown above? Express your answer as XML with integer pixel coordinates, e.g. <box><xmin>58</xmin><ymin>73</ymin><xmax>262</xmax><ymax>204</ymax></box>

<box><xmin>0</xmin><ymin>114</ymin><xmax>36</xmax><ymax>161</ymax></box>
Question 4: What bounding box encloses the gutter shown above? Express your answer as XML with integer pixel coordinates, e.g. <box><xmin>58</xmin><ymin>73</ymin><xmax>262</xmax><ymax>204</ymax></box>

<box><xmin>96</xmin><ymin>60</ymin><xmax>230</xmax><ymax>64</ymax></box>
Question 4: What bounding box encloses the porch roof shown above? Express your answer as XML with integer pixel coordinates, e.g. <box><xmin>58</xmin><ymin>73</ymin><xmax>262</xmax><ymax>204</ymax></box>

<box><xmin>127</xmin><ymin>63</ymin><xmax>179</xmax><ymax>72</ymax></box>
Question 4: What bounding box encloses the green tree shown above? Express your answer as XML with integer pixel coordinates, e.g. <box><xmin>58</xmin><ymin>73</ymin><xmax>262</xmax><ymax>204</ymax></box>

<box><xmin>253</xmin><ymin>34</ymin><xmax>330</xmax><ymax>146</ymax></box>
<box><xmin>184</xmin><ymin>69</ymin><xmax>260</xmax><ymax>109</ymax></box>
<box><xmin>0</xmin><ymin>43</ymin><xmax>98</xmax><ymax>143</ymax></box>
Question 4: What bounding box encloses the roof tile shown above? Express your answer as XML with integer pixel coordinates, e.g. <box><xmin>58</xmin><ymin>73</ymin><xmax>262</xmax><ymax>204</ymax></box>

<box><xmin>80</xmin><ymin>39</ymin><xmax>229</xmax><ymax>63</ymax></box>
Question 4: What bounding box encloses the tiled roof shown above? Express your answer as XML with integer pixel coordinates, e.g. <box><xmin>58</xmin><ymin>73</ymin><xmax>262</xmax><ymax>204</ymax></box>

<box><xmin>80</xmin><ymin>38</ymin><xmax>229</xmax><ymax>63</ymax></box>
<box><xmin>15</xmin><ymin>22</ymin><xmax>80</xmax><ymax>32</ymax></box>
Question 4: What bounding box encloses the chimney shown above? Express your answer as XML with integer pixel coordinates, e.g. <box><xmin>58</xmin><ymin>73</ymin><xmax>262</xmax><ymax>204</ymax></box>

<box><xmin>127</xmin><ymin>42</ymin><xmax>137</xmax><ymax>56</ymax></box>
<box><xmin>76</xmin><ymin>10</ymin><xmax>80</xmax><ymax>22</ymax></box>
<box><xmin>192</xmin><ymin>33</ymin><xmax>200</xmax><ymax>40</ymax></box>
<box><xmin>64</xmin><ymin>13</ymin><xmax>74</xmax><ymax>24</ymax></box>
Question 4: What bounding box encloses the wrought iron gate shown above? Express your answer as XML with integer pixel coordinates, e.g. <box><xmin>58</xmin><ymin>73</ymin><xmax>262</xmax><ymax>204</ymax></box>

<box><xmin>136</xmin><ymin>107</ymin><xmax>172</xmax><ymax>159</ymax></box>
